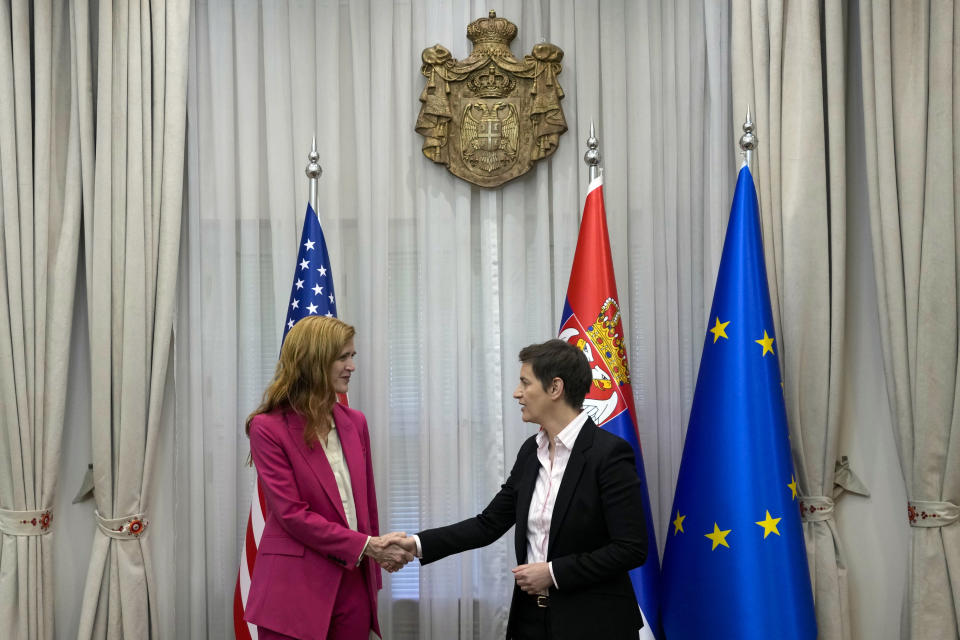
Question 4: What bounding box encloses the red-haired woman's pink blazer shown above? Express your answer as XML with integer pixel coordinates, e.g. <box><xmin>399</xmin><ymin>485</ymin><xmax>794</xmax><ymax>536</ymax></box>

<box><xmin>245</xmin><ymin>405</ymin><xmax>382</xmax><ymax>639</ymax></box>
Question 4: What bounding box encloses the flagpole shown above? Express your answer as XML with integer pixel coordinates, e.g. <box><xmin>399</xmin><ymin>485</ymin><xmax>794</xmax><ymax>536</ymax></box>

<box><xmin>584</xmin><ymin>121</ymin><xmax>601</xmax><ymax>183</ymax></box>
<box><xmin>306</xmin><ymin>136</ymin><xmax>322</xmax><ymax>213</ymax></box>
<box><xmin>739</xmin><ymin>106</ymin><xmax>756</xmax><ymax>169</ymax></box>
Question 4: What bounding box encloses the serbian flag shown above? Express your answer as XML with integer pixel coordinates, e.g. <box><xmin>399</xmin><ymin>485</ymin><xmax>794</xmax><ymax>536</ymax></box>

<box><xmin>234</xmin><ymin>202</ymin><xmax>343</xmax><ymax>639</ymax></box>
<box><xmin>558</xmin><ymin>175</ymin><xmax>661</xmax><ymax>638</ymax></box>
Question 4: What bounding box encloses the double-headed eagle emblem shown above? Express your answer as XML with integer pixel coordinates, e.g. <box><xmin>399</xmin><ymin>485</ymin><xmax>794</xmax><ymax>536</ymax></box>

<box><xmin>416</xmin><ymin>11</ymin><xmax>567</xmax><ymax>187</ymax></box>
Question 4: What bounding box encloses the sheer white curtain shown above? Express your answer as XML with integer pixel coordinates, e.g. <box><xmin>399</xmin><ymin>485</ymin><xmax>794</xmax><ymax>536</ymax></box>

<box><xmin>176</xmin><ymin>1</ymin><xmax>730</xmax><ymax>638</ymax></box>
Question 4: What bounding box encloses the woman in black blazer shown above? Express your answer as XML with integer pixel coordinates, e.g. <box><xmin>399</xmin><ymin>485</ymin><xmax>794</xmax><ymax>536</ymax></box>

<box><xmin>400</xmin><ymin>339</ymin><xmax>648</xmax><ymax>640</ymax></box>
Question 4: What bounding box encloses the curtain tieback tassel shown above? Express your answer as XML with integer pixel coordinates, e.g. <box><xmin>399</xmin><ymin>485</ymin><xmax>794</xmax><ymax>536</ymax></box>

<box><xmin>0</xmin><ymin>507</ymin><xmax>53</xmax><ymax>535</ymax></box>
<box><xmin>95</xmin><ymin>510</ymin><xmax>149</xmax><ymax>539</ymax></box>
<box><xmin>907</xmin><ymin>500</ymin><xmax>958</xmax><ymax>528</ymax></box>
<box><xmin>798</xmin><ymin>495</ymin><xmax>834</xmax><ymax>522</ymax></box>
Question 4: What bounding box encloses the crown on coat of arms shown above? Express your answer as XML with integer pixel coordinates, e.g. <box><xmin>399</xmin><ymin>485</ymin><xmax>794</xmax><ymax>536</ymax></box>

<box><xmin>467</xmin><ymin>10</ymin><xmax>518</xmax><ymax>47</ymax></box>
<box><xmin>468</xmin><ymin>65</ymin><xmax>516</xmax><ymax>98</ymax></box>
<box><xmin>586</xmin><ymin>298</ymin><xmax>631</xmax><ymax>386</ymax></box>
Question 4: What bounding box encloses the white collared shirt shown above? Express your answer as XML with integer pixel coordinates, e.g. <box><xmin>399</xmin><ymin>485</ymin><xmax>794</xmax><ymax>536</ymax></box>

<box><xmin>319</xmin><ymin>423</ymin><xmax>370</xmax><ymax>567</ymax></box>
<box><xmin>527</xmin><ymin>409</ymin><xmax>590</xmax><ymax>589</ymax></box>
<box><xmin>318</xmin><ymin>424</ymin><xmax>359</xmax><ymax>531</ymax></box>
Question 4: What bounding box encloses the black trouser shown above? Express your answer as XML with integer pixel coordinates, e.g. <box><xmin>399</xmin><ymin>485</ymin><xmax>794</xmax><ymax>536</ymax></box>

<box><xmin>512</xmin><ymin>593</ymin><xmax>552</xmax><ymax>640</ymax></box>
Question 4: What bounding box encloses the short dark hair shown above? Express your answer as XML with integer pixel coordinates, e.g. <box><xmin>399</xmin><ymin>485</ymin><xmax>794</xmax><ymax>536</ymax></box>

<box><xmin>518</xmin><ymin>339</ymin><xmax>592</xmax><ymax>409</ymax></box>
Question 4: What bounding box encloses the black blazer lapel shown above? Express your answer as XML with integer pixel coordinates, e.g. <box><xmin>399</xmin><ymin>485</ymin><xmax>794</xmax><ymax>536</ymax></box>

<box><xmin>547</xmin><ymin>419</ymin><xmax>596</xmax><ymax>557</ymax></box>
<box><xmin>514</xmin><ymin>448</ymin><xmax>541</xmax><ymax>565</ymax></box>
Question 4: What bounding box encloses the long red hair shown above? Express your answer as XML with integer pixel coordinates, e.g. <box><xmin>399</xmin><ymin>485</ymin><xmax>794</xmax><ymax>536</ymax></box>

<box><xmin>246</xmin><ymin>315</ymin><xmax>355</xmax><ymax>446</ymax></box>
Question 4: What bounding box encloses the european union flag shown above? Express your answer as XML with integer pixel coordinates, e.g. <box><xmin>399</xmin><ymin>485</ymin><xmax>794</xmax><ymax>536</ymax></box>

<box><xmin>660</xmin><ymin>166</ymin><xmax>816</xmax><ymax>639</ymax></box>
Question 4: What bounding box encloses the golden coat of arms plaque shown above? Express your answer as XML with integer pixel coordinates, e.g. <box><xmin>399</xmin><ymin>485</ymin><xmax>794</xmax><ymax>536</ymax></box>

<box><xmin>415</xmin><ymin>11</ymin><xmax>567</xmax><ymax>188</ymax></box>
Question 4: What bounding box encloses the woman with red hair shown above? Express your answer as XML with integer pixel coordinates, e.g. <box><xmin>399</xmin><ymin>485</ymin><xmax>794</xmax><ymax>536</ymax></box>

<box><xmin>244</xmin><ymin>316</ymin><xmax>410</xmax><ymax>639</ymax></box>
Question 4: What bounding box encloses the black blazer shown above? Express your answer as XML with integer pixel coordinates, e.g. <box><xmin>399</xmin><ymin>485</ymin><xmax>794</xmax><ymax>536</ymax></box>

<box><xmin>417</xmin><ymin>419</ymin><xmax>648</xmax><ymax>640</ymax></box>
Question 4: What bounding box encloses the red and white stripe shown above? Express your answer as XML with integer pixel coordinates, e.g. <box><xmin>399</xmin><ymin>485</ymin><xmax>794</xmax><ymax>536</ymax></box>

<box><xmin>234</xmin><ymin>477</ymin><xmax>266</xmax><ymax>639</ymax></box>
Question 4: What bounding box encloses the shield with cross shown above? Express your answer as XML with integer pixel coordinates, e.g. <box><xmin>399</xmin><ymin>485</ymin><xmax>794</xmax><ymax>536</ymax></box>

<box><xmin>460</xmin><ymin>102</ymin><xmax>519</xmax><ymax>175</ymax></box>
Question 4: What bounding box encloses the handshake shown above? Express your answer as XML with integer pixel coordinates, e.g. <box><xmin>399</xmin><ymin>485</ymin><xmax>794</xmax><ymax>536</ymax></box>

<box><xmin>362</xmin><ymin>532</ymin><xmax>418</xmax><ymax>572</ymax></box>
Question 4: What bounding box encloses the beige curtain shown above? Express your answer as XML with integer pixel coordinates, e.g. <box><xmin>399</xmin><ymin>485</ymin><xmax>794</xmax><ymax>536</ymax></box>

<box><xmin>732</xmin><ymin>2</ymin><xmax>859</xmax><ymax>638</ymax></box>
<box><xmin>75</xmin><ymin>0</ymin><xmax>190</xmax><ymax>637</ymax></box>
<box><xmin>0</xmin><ymin>1</ymin><xmax>85</xmax><ymax>638</ymax></box>
<box><xmin>858</xmin><ymin>0</ymin><xmax>960</xmax><ymax>636</ymax></box>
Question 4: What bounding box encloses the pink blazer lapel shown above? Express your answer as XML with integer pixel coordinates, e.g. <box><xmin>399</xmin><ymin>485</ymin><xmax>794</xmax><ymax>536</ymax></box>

<box><xmin>284</xmin><ymin>410</ymin><xmax>349</xmax><ymax>527</ymax></box>
<box><xmin>333</xmin><ymin>404</ymin><xmax>369</xmax><ymax>530</ymax></box>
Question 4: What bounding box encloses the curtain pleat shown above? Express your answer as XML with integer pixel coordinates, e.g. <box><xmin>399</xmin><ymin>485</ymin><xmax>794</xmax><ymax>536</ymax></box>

<box><xmin>0</xmin><ymin>0</ymin><xmax>84</xmax><ymax>638</ymax></box>
<box><xmin>75</xmin><ymin>1</ymin><xmax>190</xmax><ymax>638</ymax></box>
<box><xmin>857</xmin><ymin>0</ymin><xmax>960</xmax><ymax>636</ymax></box>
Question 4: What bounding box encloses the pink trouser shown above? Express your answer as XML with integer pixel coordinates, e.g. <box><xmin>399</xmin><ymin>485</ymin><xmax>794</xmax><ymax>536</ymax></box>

<box><xmin>258</xmin><ymin>565</ymin><xmax>372</xmax><ymax>640</ymax></box>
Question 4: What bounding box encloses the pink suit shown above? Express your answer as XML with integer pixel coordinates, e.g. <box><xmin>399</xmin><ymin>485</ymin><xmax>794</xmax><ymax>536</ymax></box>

<box><xmin>245</xmin><ymin>405</ymin><xmax>382</xmax><ymax>640</ymax></box>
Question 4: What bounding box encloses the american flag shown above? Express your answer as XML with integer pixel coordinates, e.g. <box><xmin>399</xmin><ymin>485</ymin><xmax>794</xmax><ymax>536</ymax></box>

<box><xmin>280</xmin><ymin>202</ymin><xmax>339</xmax><ymax>331</ymax></box>
<box><xmin>234</xmin><ymin>202</ymin><xmax>340</xmax><ymax>639</ymax></box>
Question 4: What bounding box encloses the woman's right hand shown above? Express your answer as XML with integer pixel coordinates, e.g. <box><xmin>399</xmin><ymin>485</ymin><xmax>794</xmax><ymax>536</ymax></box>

<box><xmin>364</xmin><ymin>532</ymin><xmax>414</xmax><ymax>572</ymax></box>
